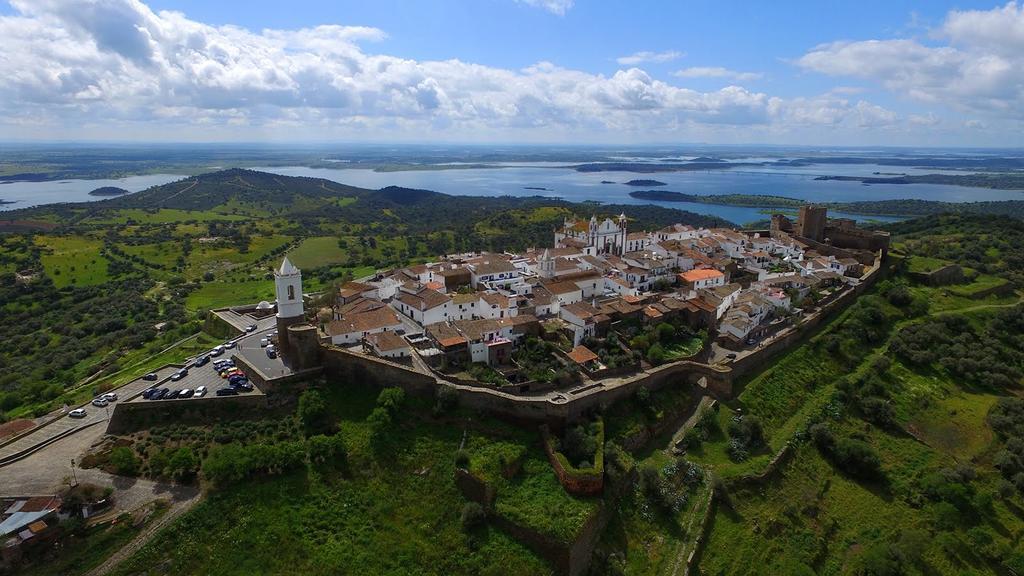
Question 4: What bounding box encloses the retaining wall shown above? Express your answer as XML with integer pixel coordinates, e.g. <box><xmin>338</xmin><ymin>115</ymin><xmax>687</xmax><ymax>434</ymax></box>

<box><xmin>106</xmin><ymin>394</ymin><xmax>269</xmax><ymax>434</ymax></box>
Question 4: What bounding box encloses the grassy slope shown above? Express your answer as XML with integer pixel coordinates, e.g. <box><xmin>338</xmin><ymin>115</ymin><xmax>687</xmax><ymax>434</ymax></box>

<box><xmin>698</xmin><ymin>292</ymin><xmax>1024</xmax><ymax>575</ymax></box>
<box><xmin>108</xmin><ymin>383</ymin><xmax>605</xmax><ymax>575</ymax></box>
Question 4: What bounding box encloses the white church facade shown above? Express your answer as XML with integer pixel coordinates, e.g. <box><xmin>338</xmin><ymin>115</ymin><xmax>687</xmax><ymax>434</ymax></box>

<box><xmin>554</xmin><ymin>214</ymin><xmax>628</xmax><ymax>256</ymax></box>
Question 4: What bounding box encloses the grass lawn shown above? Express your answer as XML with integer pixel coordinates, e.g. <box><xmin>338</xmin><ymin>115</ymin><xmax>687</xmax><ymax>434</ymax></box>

<box><xmin>906</xmin><ymin>255</ymin><xmax>952</xmax><ymax>274</ymax></box>
<box><xmin>287</xmin><ymin>236</ymin><xmax>348</xmax><ymax>269</ymax></box>
<box><xmin>663</xmin><ymin>336</ymin><xmax>703</xmax><ymax>360</ymax></box>
<box><xmin>185</xmin><ymin>279</ymin><xmax>275</xmax><ymax>311</ymax></box>
<box><xmin>35</xmin><ymin>235</ymin><xmax>109</xmax><ymax>287</ymax></box>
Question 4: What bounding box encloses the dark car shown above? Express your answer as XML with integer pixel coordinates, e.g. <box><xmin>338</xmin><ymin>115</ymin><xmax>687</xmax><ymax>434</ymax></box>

<box><xmin>725</xmin><ymin>353</ymin><xmax>738</xmax><ymax>360</ymax></box>
<box><xmin>236</xmin><ymin>381</ymin><xmax>254</xmax><ymax>391</ymax></box>
<box><xmin>165</xmin><ymin>390</ymin><xmax>181</xmax><ymax>400</ymax></box>
<box><xmin>194</xmin><ymin>355</ymin><xmax>210</xmax><ymax>367</ymax></box>
<box><xmin>142</xmin><ymin>373</ymin><xmax>159</xmax><ymax>381</ymax></box>
<box><xmin>142</xmin><ymin>387</ymin><xmax>158</xmax><ymax>399</ymax></box>
<box><xmin>170</xmin><ymin>369</ymin><xmax>187</xmax><ymax>381</ymax></box>
<box><xmin>215</xmin><ymin>387</ymin><xmax>239</xmax><ymax>396</ymax></box>
<box><xmin>152</xmin><ymin>388</ymin><xmax>169</xmax><ymax>400</ymax></box>
<box><xmin>178</xmin><ymin>388</ymin><xmax>194</xmax><ymax>398</ymax></box>
<box><xmin>266</xmin><ymin>348</ymin><xmax>277</xmax><ymax>359</ymax></box>
<box><xmin>228</xmin><ymin>374</ymin><xmax>247</xmax><ymax>384</ymax></box>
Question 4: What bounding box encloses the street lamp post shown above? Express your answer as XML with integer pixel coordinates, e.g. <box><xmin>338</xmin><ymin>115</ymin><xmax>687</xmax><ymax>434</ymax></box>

<box><xmin>70</xmin><ymin>459</ymin><xmax>78</xmax><ymax>487</ymax></box>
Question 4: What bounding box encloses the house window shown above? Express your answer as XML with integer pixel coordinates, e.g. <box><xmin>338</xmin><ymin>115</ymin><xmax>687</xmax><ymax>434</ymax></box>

<box><xmin>287</xmin><ymin>285</ymin><xmax>295</xmax><ymax>300</ymax></box>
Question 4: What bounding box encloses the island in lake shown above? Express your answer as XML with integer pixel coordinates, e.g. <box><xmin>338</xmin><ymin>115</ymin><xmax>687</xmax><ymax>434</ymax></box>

<box><xmin>814</xmin><ymin>173</ymin><xmax>1024</xmax><ymax>190</ymax></box>
<box><xmin>0</xmin><ymin>199</ymin><xmax>14</xmax><ymax>205</ymax></box>
<box><xmin>523</xmin><ymin>186</ymin><xmax>552</xmax><ymax>191</ymax></box>
<box><xmin>88</xmin><ymin>186</ymin><xmax>131</xmax><ymax>197</ymax></box>
<box><xmin>600</xmin><ymin>180</ymin><xmax>616</xmax><ymax>184</ymax></box>
<box><xmin>624</xmin><ymin>179</ymin><xmax>667</xmax><ymax>187</ymax></box>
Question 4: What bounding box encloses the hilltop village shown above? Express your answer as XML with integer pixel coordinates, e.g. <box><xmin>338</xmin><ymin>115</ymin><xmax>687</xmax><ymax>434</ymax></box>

<box><xmin>273</xmin><ymin>205</ymin><xmax>889</xmax><ymax>395</ymax></box>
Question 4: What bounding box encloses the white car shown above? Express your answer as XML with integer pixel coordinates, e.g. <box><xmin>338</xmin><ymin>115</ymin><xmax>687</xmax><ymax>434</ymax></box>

<box><xmin>260</xmin><ymin>338</ymin><xmax>269</xmax><ymax>347</ymax></box>
<box><xmin>224</xmin><ymin>341</ymin><xmax>236</xmax><ymax>349</ymax></box>
<box><xmin>91</xmin><ymin>398</ymin><xmax>109</xmax><ymax>407</ymax></box>
<box><xmin>211</xmin><ymin>345</ymin><xmax>224</xmax><ymax>357</ymax></box>
<box><xmin>68</xmin><ymin>408</ymin><xmax>87</xmax><ymax>418</ymax></box>
<box><xmin>194</xmin><ymin>385</ymin><xmax>207</xmax><ymax>397</ymax></box>
<box><xmin>102</xmin><ymin>392</ymin><xmax>118</xmax><ymax>402</ymax></box>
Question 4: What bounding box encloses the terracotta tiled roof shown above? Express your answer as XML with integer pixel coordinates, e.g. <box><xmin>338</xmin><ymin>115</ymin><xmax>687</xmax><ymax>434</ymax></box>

<box><xmin>679</xmin><ymin>269</ymin><xmax>724</xmax><ymax>282</ymax></box>
<box><xmin>567</xmin><ymin>345</ymin><xmax>599</xmax><ymax>364</ymax></box>
<box><xmin>327</xmin><ymin>307</ymin><xmax>400</xmax><ymax>335</ymax></box>
<box><xmin>367</xmin><ymin>331</ymin><xmax>409</xmax><ymax>352</ymax></box>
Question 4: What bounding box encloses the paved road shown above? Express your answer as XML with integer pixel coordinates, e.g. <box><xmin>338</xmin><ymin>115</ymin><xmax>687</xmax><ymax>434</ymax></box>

<box><xmin>234</xmin><ymin>326</ymin><xmax>295</xmax><ymax>379</ymax></box>
<box><xmin>0</xmin><ymin>366</ymin><xmax>180</xmax><ymax>465</ymax></box>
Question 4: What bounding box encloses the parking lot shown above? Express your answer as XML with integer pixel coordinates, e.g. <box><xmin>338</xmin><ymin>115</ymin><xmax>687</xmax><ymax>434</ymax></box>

<box><xmin>127</xmin><ymin>343</ymin><xmax>264</xmax><ymax>403</ymax></box>
<box><xmin>233</xmin><ymin>327</ymin><xmax>297</xmax><ymax>379</ymax></box>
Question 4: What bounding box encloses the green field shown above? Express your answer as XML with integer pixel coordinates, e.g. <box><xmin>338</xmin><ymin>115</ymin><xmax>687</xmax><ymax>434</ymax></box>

<box><xmin>185</xmin><ymin>279</ymin><xmax>275</xmax><ymax>311</ymax></box>
<box><xmin>85</xmin><ymin>208</ymin><xmax>248</xmax><ymax>225</ymax></box>
<box><xmin>35</xmin><ymin>235</ymin><xmax>109</xmax><ymax>287</ymax></box>
<box><xmin>286</xmin><ymin>236</ymin><xmax>349</xmax><ymax>269</ymax></box>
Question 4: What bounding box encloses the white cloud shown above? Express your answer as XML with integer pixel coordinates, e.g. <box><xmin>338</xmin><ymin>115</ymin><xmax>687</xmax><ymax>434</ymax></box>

<box><xmin>797</xmin><ymin>2</ymin><xmax>1024</xmax><ymax>119</ymax></box>
<box><xmin>514</xmin><ymin>0</ymin><xmax>574</xmax><ymax>16</ymax></box>
<box><xmin>616</xmin><ymin>50</ymin><xmax>684</xmax><ymax>65</ymax></box>
<box><xmin>673</xmin><ymin>67</ymin><xmax>763</xmax><ymax>82</ymax></box>
<box><xmin>0</xmin><ymin>0</ymin><xmax>917</xmax><ymax>142</ymax></box>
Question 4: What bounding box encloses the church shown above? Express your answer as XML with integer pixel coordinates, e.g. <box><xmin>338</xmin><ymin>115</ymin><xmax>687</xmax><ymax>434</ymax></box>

<box><xmin>553</xmin><ymin>214</ymin><xmax>628</xmax><ymax>256</ymax></box>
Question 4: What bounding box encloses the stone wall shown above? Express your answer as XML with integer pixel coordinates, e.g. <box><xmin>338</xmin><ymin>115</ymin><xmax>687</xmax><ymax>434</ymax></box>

<box><xmin>540</xmin><ymin>425</ymin><xmax>603</xmax><ymax>496</ymax></box>
<box><xmin>106</xmin><ymin>394</ymin><xmax>270</xmax><ymax>434</ymax></box>
<box><xmin>911</xmin><ymin>263</ymin><xmax>964</xmax><ymax>286</ymax></box>
<box><xmin>320</xmin><ymin>346</ymin><xmax>437</xmax><ymax>396</ymax></box>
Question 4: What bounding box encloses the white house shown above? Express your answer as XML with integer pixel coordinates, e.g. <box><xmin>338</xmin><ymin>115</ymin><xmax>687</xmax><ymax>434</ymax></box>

<box><xmin>392</xmin><ymin>285</ymin><xmax>451</xmax><ymax>326</ymax></box>
<box><xmin>327</xmin><ymin>307</ymin><xmax>403</xmax><ymax>345</ymax></box>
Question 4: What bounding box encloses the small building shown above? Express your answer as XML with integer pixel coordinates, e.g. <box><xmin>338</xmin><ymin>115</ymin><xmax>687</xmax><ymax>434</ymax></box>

<box><xmin>365</xmin><ymin>331</ymin><xmax>412</xmax><ymax>359</ymax></box>
<box><xmin>326</xmin><ymin>307</ymin><xmax>403</xmax><ymax>345</ymax></box>
<box><xmin>679</xmin><ymin>268</ymin><xmax>726</xmax><ymax>291</ymax></box>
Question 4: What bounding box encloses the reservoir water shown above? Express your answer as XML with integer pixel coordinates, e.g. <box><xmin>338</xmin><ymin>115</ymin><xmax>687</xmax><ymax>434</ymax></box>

<box><xmin>2</xmin><ymin>162</ymin><xmax>1021</xmax><ymax>226</ymax></box>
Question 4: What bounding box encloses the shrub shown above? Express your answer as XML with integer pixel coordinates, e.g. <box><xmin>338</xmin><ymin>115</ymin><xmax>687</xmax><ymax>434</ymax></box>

<box><xmin>307</xmin><ymin>434</ymin><xmax>347</xmax><ymax>467</ymax></box>
<box><xmin>460</xmin><ymin>502</ymin><xmax>486</xmax><ymax>530</ymax></box>
<box><xmin>562</xmin><ymin>424</ymin><xmax>597</xmax><ymax>467</ymax></box>
<box><xmin>377</xmin><ymin>387</ymin><xmax>406</xmax><ymax>415</ymax></box>
<box><xmin>109</xmin><ymin>446</ymin><xmax>139</xmax><ymax>476</ymax></box>
<box><xmin>297</xmin><ymin>389</ymin><xmax>330</xmax><ymax>436</ymax></box>
<box><xmin>168</xmin><ymin>447</ymin><xmax>197</xmax><ymax>480</ymax></box>
<box><xmin>728</xmin><ymin>415</ymin><xmax>766</xmax><ymax>450</ymax></box>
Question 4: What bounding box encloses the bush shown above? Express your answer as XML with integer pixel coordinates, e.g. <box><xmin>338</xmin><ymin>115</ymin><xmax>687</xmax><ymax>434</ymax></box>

<box><xmin>377</xmin><ymin>387</ymin><xmax>406</xmax><ymax>415</ymax></box>
<box><xmin>454</xmin><ymin>449</ymin><xmax>470</xmax><ymax>469</ymax></box>
<box><xmin>307</xmin><ymin>434</ymin><xmax>346</xmax><ymax>468</ymax></box>
<box><xmin>460</xmin><ymin>502</ymin><xmax>486</xmax><ymax>530</ymax></box>
<box><xmin>434</xmin><ymin>385</ymin><xmax>458</xmax><ymax>415</ymax></box>
<box><xmin>168</xmin><ymin>447</ymin><xmax>197</xmax><ymax>480</ymax></box>
<box><xmin>297</xmin><ymin>390</ymin><xmax>330</xmax><ymax>436</ymax></box>
<box><xmin>562</xmin><ymin>424</ymin><xmax>597</xmax><ymax>467</ymax></box>
<box><xmin>832</xmin><ymin>438</ymin><xmax>883</xmax><ymax>480</ymax></box>
<box><xmin>728</xmin><ymin>415</ymin><xmax>766</xmax><ymax>449</ymax></box>
<box><xmin>109</xmin><ymin>446</ymin><xmax>139</xmax><ymax>476</ymax></box>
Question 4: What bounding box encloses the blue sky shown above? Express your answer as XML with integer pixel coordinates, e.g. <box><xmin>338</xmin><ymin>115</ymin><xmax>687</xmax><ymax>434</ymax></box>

<box><xmin>1</xmin><ymin>0</ymin><xmax>1022</xmax><ymax>146</ymax></box>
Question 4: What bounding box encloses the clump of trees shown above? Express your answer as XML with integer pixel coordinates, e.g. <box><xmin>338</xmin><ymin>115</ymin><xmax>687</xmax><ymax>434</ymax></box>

<box><xmin>726</xmin><ymin>414</ymin><xmax>766</xmax><ymax>462</ymax></box>
<box><xmin>892</xmin><ymin>305</ymin><xmax>1024</xmax><ymax>390</ymax></box>
<box><xmin>639</xmin><ymin>458</ymin><xmax>704</xmax><ymax>516</ymax></box>
<box><xmin>990</xmin><ymin>397</ymin><xmax>1024</xmax><ymax>493</ymax></box>
<box><xmin>809</xmin><ymin>423</ymin><xmax>883</xmax><ymax>481</ymax></box>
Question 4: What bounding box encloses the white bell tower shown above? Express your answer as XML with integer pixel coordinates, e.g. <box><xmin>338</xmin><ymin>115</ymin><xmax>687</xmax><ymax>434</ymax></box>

<box><xmin>275</xmin><ymin>257</ymin><xmax>304</xmax><ymax>320</ymax></box>
<box><xmin>538</xmin><ymin>248</ymin><xmax>556</xmax><ymax>279</ymax></box>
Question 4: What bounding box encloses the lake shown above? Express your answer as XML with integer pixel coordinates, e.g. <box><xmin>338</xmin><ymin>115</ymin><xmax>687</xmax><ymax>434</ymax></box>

<box><xmin>2</xmin><ymin>161</ymin><xmax>1021</xmax><ymax>225</ymax></box>
<box><xmin>0</xmin><ymin>173</ymin><xmax>187</xmax><ymax>211</ymax></box>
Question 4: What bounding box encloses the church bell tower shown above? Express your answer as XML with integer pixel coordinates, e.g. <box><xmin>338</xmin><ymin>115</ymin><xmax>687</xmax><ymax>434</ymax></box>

<box><xmin>274</xmin><ymin>257</ymin><xmax>305</xmax><ymax>357</ymax></box>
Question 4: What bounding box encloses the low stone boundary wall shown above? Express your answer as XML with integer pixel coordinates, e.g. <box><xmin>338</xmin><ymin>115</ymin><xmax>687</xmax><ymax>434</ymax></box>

<box><xmin>540</xmin><ymin>425</ymin><xmax>604</xmax><ymax>496</ymax></box>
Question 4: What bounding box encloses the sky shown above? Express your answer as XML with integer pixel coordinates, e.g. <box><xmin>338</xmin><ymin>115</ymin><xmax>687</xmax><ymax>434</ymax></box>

<box><xmin>1</xmin><ymin>0</ymin><xmax>1022</xmax><ymax>147</ymax></box>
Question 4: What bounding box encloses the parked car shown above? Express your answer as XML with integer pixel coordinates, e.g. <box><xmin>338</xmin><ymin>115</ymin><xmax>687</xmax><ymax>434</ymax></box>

<box><xmin>215</xmin><ymin>387</ymin><xmax>238</xmax><ymax>396</ymax></box>
<box><xmin>178</xmin><ymin>388</ymin><xmax>193</xmax><ymax>398</ymax></box>
<box><xmin>211</xmin><ymin>346</ymin><xmax>224</xmax><ymax>357</ymax></box>
<box><xmin>142</xmin><ymin>373</ymin><xmax>159</xmax><ymax>381</ymax></box>
<box><xmin>745</xmin><ymin>337</ymin><xmax>757</xmax><ymax>346</ymax></box>
<box><xmin>194</xmin><ymin>385</ymin><xmax>208</xmax><ymax>397</ymax></box>
<box><xmin>91</xmin><ymin>398</ymin><xmax>108</xmax><ymax>407</ymax></box>
<box><xmin>101</xmin><ymin>393</ymin><xmax>118</xmax><ymax>402</ymax></box>
<box><xmin>142</xmin><ymin>387</ymin><xmax>158</xmax><ymax>399</ymax></box>
<box><xmin>165</xmin><ymin>390</ymin><xmax>180</xmax><ymax>400</ymax></box>
<box><xmin>69</xmin><ymin>408</ymin><xmax>87</xmax><ymax>418</ymax></box>
<box><xmin>153</xmin><ymin>388</ymin><xmax>170</xmax><ymax>400</ymax></box>
<box><xmin>236</xmin><ymin>381</ymin><xmax>254</xmax><ymax>391</ymax></box>
<box><xmin>228</xmin><ymin>374</ymin><xmax>247</xmax><ymax>385</ymax></box>
<box><xmin>266</xmin><ymin>348</ymin><xmax>277</xmax><ymax>359</ymax></box>
<box><xmin>194</xmin><ymin>355</ymin><xmax>210</xmax><ymax>367</ymax></box>
<box><xmin>224</xmin><ymin>341</ymin><xmax>236</xmax><ymax>349</ymax></box>
<box><xmin>725</xmin><ymin>353</ymin><xmax>737</xmax><ymax>360</ymax></box>
<box><xmin>260</xmin><ymin>338</ymin><xmax>269</xmax><ymax>347</ymax></box>
<box><xmin>246</xmin><ymin>324</ymin><xmax>257</xmax><ymax>332</ymax></box>
<box><xmin>170</xmin><ymin>368</ymin><xmax>188</xmax><ymax>381</ymax></box>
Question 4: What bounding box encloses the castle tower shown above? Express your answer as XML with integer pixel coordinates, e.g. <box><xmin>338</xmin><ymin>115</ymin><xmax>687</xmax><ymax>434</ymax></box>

<box><xmin>796</xmin><ymin>205</ymin><xmax>827</xmax><ymax>242</ymax></box>
<box><xmin>274</xmin><ymin>257</ymin><xmax>305</xmax><ymax>357</ymax></box>
<box><xmin>538</xmin><ymin>248</ymin><xmax>555</xmax><ymax>279</ymax></box>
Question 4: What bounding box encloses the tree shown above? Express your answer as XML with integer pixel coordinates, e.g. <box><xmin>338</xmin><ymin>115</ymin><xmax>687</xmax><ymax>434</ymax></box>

<box><xmin>168</xmin><ymin>447</ymin><xmax>197</xmax><ymax>480</ymax></box>
<box><xmin>307</xmin><ymin>434</ymin><xmax>346</xmax><ymax>467</ymax></box>
<box><xmin>297</xmin><ymin>389</ymin><xmax>330</xmax><ymax>436</ymax></box>
<box><xmin>377</xmin><ymin>387</ymin><xmax>406</xmax><ymax>415</ymax></box>
<box><xmin>109</xmin><ymin>446</ymin><xmax>139</xmax><ymax>476</ymax></box>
